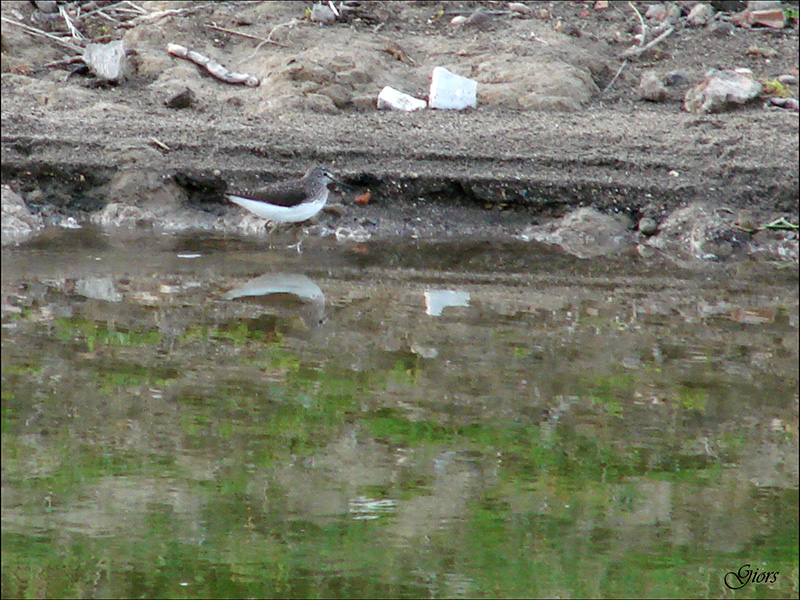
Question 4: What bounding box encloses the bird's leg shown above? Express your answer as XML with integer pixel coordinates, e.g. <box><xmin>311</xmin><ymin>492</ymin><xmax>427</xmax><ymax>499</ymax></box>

<box><xmin>286</xmin><ymin>222</ymin><xmax>305</xmax><ymax>253</ymax></box>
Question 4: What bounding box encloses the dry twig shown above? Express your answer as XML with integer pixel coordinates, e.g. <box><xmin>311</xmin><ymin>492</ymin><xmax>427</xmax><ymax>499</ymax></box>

<box><xmin>77</xmin><ymin>5</ymin><xmax>121</xmax><ymax>24</ymax></box>
<box><xmin>602</xmin><ymin>2</ymin><xmax>664</xmax><ymax>96</ymax></box>
<box><xmin>0</xmin><ymin>16</ymin><xmax>83</xmax><ymax>52</ymax></box>
<box><xmin>266</xmin><ymin>18</ymin><xmax>300</xmax><ymax>44</ymax></box>
<box><xmin>42</xmin><ymin>55</ymin><xmax>85</xmax><ymax>68</ymax></box>
<box><xmin>120</xmin><ymin>1</ymin><xmax>148</xmax><ymax>15</ymax></box>
<box><xmin>59</xmin><ymin>5</ymin><xmax>85</xmax><ymax>39</ymax></box>
<box><xmin>619</xmin><ymin>26</ymin><xmax>675</xmax><ymax>59</ymax></box>
<box><xmin>204</xmin><ymin>23</ymin><xmax>289</xmax><ymax>48</ymax></box>
<box><xmin>129</xmin><ymin>7</ymin><xmax>194</xmax><ymax>25</ymax></box>
<box><xmin>150</xmin><ymin>137</ymin><xmax>171</xmax><ymax>151</ymax></box>
<box><xmin>629</xmin><ymin>0</ymin><xmax>647</xmax><ymax>44</ymax></box>
<box><xmin>601</xmin><ymin>59</ymin><xmax>628</xmax><ymax>96</ymax></box>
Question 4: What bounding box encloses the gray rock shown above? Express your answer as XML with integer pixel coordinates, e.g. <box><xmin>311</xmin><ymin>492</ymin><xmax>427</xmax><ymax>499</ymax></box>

<box><xmin>2</xmin><ymin>185</ymin><xmax>44</xmax><ymax>245</ymax></box>
<box><xmin>706</xmin><ymin>20</ymin><xmax>734</xmax><ymax>36</ymax></box>
<box><xmin>710</xmin><ymin>1</ymin><xmax>746</xmax><ymax>11</ymax></box>
<box><xmin>684</xmin><ymin>69</ymin><xmax>762</xmax><ymax>113</ymax></box>
<box><xmin>639</xmin><ymin>72</ymin><xmax>668</xmax><ymax>102</ymax></box>
<box><xmin>319</xmin><ymin>83</ymin><xmax>352</xmax><ymax>108</ymax></box>
<box><xmin>34</xmin><ymin>1</ymin><xmax>58</xmax><ymax>13</ymax></box>
<box><xmin>351</xmin><ymin>93</ymin><xmax>379</xmax><ymax>110</ymax></box>
<box><xmin>663</xmin><ymin>70</ymin><xmax>691</xmax><ymax>87</ymax></box>
<box><xmin>83</xmin><ymin>40</ymin><xmax>132</xmax><ymax>83</ymax></box>
<box><xmin>304</xmin><ymin>93</ymin><xmax>339</xmax><ymax>113</ymax></box>
<box><xmin>286</xmin><ymin>60</ymin><xmax>335</xmax><ymax>85</ymax></box>
<box><xmin>164</xmin><ymin>87</ymin><xmax>195</xmax><ymax>109</ymax></box>
<box><xmin>90</xmin><ymin>203</ymin><xmax>154</xmax><ymax>228</ymax></box>
<box><xmin>519</xmin><ymin>207</ymin><xmax>633</xmax><ymax>258</ymax></box>
<box><xmin>638</xmin><ymin>217</ymin><xmax>659</xmax><ymax>236</ymax></box>
<box><xmin>74</xmin><ymin>277</ymin><xmax>123</xmax><ymax>302</ymax></box>
<box><xmin>745</xmin><ymin>1</ymin><xmax>782</xmax><ymax>10</ymax></box>
<box><xmin>643</xmin><ymin>203</ymin><xmax>751</xmax><ymax>260</ymax></box>
<box><xmin>769</xmin><ymin>97</ymin><xmax>800</xmax><ymax>111</ymax></box>
<box><xmin>464</xmin><ymin>9</ymin><xmax>495</xmax><ymax>29</ymax></box>
<box><xmin>476</xmin><ymin>56</ymin><xmax>598</xmax><ymax>111</ymax></box>
<box><xmin>687</xmin><ymin>3</ymin><xmax>715</xmax><ymax>26</ymax></box>
<box><xmin>310</xmin><ymin>3</ymin><xmax>337</xmax><ymax>24</ymax></box>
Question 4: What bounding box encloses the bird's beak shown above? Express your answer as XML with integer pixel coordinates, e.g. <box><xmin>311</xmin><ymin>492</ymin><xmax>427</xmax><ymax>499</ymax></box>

<box><xmin>329</xmin><ymin>175</ymin><xmax>354</xmax><ymax>189</ymax></box>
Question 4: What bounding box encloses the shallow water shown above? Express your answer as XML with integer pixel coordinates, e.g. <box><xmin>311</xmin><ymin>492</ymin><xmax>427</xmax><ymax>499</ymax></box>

<box><xmin>2</xmin><ymin>227</ymin><xmax>798</xmax><ymax>599</ymax></box>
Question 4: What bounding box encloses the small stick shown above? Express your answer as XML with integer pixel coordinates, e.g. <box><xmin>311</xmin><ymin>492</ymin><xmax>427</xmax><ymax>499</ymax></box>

<box><xmin>0</xmin><ymin>16</ymin><xmax>83</xmax><ymax>52</ymax></box>
<box><xmin>204</xmin><ymin>23</ymin><xmax>289</xmax><ymax>48</ymax></box>
<box><xmin>77</xmin><ymin>6</ymin><xmax>120</xmax><ymax>23</ymax></box>
<box><xmin>601</xmin><ymin>59</ymin><xmax>628</xmax><ymax>96</ymax></box>
<box><xmin>628</xmin><ymin>0</ymin><xmax>647</xmax><ymax>45</ymax></box>
<box><xmin>150</xmin><ymin>137</ymin><xmax>171</xmax><ymax>151</ymax></box>
<box><xmin>764</xmin><ymin>217</ymin><xmax>799</xmax><ymax>230</ymax></box>
<box><xmin>327</xmin><ymin>1</ymin><xmax>340</xmax><ymax>19</ymax></box>
<box><xmin>120</xmin><ymin>0</ymin><xmax>148</xmax><ymax>14</ymax></box>
<box><xmin>602</xmin><ymin>2</ymin><xmax>669</xmax><ymax>95</ymax></box>
<box><xmin>42</xmin><ymin>55</ymin><xmax>85</xmax><ymax>68</ymax></box>
<box><xmin>129</xmin><ymin>7</ymin><xmax>194</xmax><ymax>25</ymax></box>
<box><xmin>266</xmin><ymin>18</ymin><xmax>300</xmax><ymax>44</ymax></box>
<box><xmin>59</xmin><ymin>4</ymin><xmax>85</xmax><ymax>39</ymax></box>
<box><xmin>110</xmin><ymin>7</ymin><xmax>148</xmax><ymax>15</ymax></box>
<box><xmin>619</xmin><ymin>26</ymin><xmax>674</xmax><ymax>59</ymax></box>
<box><xmin>602</xmin><ymin>0</ymin><xmax>645</xmax><ymax>96</ymax></box>
<box><xmin>529</xmin><ymin>32</ymin><xmax>549</xmax><ymax>45</ymax></box>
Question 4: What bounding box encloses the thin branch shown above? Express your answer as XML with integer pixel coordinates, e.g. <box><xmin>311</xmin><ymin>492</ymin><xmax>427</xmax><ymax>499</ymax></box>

<box><xmin>150</xmin><ymin>137</ymin><xmax>171</xmax><ymax>151</ymax></box>
<box><xmin>59</xmin><ymin>5</ymin><xmax>85</xmax><ymax>39</ymax></box>
<box><xmin>266</xmin><ymin>18</ymin><xmax>300</xmax><ymax>44</ymax></box>
<box><xmin>128</xmin><ymin>7</ymin><xmax>194</xmax><ymax>25</ymax></box>
<box><xmin>110</xmin><ymin>7</ymin><xmax>148</xmax><ymax>15</ymax></box>
<box><xmin>628</xmin><ymin>0</ymin><xmax>647</xmax><ymax>45</ymax></box>
<box><xmin>603</xmin><ymin>1</ymin><xmax>673</xmax><ymax>95</ymax></box>
<box><xmin>204</xmin><ymin>23</ymin><xmax>289</xmax><ymax>48</ymax></box>
<box><xmin>42</xmin><ymin>55</ymin><xmax>85</xmax><ymax>68</ymax></box>
<box><xmin>77</xmin><ymin>5</ymin><xmax>121</xmax><ymax>23</ymax></box>
<box><xmin>619</xmin><ymin>26</ymin><xmax>674</xmax><ymax>59</ymax></box>
<box><xmin>0</xmin><ymin>16</ymin><xmax>83</xmax><ymax>52</ymax></box>
<box><xmin>600</xmin><ymin>59</ymin><xmax>628</xmax><ymax>96</ymax></box>
<box><xmin>764</xmin><ymin>217</ymin><xmax>799</xmax><ymax>230</ymax></box>
<box><xmin>120</xmin><ymin>1</ymin><xmax>148</xmax><ymax>15</ymax></box>
<box><xmin>327</xmin><ymin>1</ymin><xmax>340</xmax><ymax>19</ymax></box>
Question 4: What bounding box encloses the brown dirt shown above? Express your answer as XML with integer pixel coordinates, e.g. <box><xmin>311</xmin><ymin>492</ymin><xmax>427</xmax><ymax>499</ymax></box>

<box><xmin>1</xmin><ymin>1</ymin><xmax>798</xmax><ymax>242</ymax></box>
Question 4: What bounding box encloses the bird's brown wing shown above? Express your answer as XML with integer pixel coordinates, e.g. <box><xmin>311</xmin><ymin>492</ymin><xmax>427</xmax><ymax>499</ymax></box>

<box><xmin>237</xmin><ymin>184</ymin><xmax>309</xmax><ymax>207</ymax></box>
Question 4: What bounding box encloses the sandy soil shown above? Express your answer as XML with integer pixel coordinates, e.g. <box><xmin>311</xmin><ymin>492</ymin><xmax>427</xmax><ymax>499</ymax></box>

<box><xmin>1</xmin><ymin>1</ymin><xmax>798</xmax><ymax>245</ymax></box>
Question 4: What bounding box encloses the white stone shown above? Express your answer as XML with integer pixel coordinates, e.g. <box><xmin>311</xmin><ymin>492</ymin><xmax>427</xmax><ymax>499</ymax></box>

<box><xmin>424</xmin><ymin>290</ymin><xmax>470</xmax><ymax>316</ymax></box>
<box><xmin>428</xmin><ymin>67</ymin><xmax>477</xmax><ymax>110</ymax></box>
<box><xmin>376</xmin><ymin>86</ymin><xmax>427</xmax><ymax>111</ymax></box>
<box><xmin>508</xmin><ymin>3</ymin><xmax>532</xmax><ymax>16</ymax></box>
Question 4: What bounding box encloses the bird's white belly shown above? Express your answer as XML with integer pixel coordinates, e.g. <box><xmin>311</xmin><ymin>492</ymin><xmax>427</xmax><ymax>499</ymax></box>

<box><xmin>227</xmin><ymin>190</ymin><xmax>328</xmax><ymax>223</ymax></box>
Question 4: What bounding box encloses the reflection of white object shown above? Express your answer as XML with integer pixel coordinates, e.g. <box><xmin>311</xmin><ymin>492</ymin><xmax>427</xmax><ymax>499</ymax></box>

<box><xmin>75</xmin><ymin>277</ymin><xmax>123</xmax><ymax>302</ymax></box>
<box><xmin>377</xmin><ymin>86</ymin><xmax>427</xmax><ymax>111</ymax></box>
<box><xmin>424</xmin><ymin>289</ymin><xmax>470</xmax><ymax>316</ymax></box>
<box><xmin>349</xmin><ymin>496</ymin><xmax>397</xmax><ymax>520</ymax></box>
<box><xmin>224</xmin><ymin>273</ymin><xmax>324</xmax><ymax>303</ymax></box>
<box><xmin>428</xmin><ymin>67</ymin><xmax>477</xmax><ymax>110</ymax></box>
<box><xmin>59</xmin><ymin>216</ymin><xmax>81</xmax><ymax>229</ymax></box>
<box><xmin>225</xmin><ymin>273</ymin><xmax>326</xmax><ymax>325</ymax></box>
